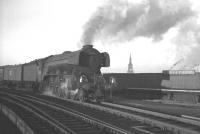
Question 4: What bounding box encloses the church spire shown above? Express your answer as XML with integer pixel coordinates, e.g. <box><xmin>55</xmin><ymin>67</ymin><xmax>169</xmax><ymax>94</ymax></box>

<box><xmin>127</xmin><ymin>53</ymin><xmax>134</xmax><ymax>73</ymax></box>
<box><xmin>129</xmin><ymin>54</ymin><xmax>132</xmax><ymax>64</ymax></box>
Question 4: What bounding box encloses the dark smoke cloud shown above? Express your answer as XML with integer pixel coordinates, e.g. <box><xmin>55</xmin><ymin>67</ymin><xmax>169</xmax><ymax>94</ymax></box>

<box><xmin>81</xmin><ymin>0</ymin><xmax>194</xmax><ymax>45</ymax></box>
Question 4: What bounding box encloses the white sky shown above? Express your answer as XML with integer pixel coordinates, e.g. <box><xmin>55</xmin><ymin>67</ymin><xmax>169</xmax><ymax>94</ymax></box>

<box><xmin>1</xmin><ymin>0</ymin><xmax>200</xmax><ymax>73</ymax></box>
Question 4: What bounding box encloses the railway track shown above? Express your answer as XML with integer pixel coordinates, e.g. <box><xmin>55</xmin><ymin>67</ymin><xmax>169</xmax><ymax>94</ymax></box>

<box><xmin>1</xmin><ymin>88</ymin><xmax>200</xmax><ymax>134</ymax></box>
<box><xmin>0</xmin><ymin>89</ymin><xmax>171</xmax><ymax>134</ymax></box>
<box><xmin>100</xmin><ymin>102</ymin><xmax>200</xmax><ymax>134</ymax></box>
<box><xmin>101</xmin><ymin>102</ymin><xmax>200</xmax><ymax>127</ymax></box>
<box><xmin>0</xmin><ymin>93</ymin><xmax>115</xmax><ymax>134</ymax></box>
<box><xmin>59</xmin><ymin>99</ymin><xmax>200</xmax><ymax>134</ymax></box>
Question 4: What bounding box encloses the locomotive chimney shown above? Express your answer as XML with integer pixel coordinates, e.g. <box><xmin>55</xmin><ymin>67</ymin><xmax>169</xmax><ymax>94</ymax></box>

<box><xmin>82</xmin><ymin>45</ymin><xmax>93</xmax><ymax>49</ymax></box>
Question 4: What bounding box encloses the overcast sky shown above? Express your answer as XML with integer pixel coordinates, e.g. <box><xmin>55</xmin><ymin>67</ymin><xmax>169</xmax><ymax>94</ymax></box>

<box><xmin>1</xmin><ymin>0</ymin><xmax>200</xmax><ymax>73</ymax></box>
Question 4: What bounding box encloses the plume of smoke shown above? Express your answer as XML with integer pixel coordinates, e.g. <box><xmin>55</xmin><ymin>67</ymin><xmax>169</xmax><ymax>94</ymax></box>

<box><xmin>169</xmin><ymin>58</ymin><xmax>184</xmax><ymax>70</ymax></box>
<box><xmin>173</xmin><ymin>17</ymin><xmax>200</xmax><ymax>67</ymax></box>
<box><xmin>81</xmin><ymin>0</ymin><xmax>194</xmax><ymax>45</ymax></box>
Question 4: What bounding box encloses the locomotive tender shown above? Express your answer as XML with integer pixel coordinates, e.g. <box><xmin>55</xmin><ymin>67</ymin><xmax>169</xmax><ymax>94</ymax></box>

<box><xmin>0</xmin><ymin>45</ymin><xmax>110</xmax><ymax>102</ymax></box>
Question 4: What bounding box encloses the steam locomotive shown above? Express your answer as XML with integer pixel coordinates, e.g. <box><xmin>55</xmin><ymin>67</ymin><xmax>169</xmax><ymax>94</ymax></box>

<box><xmin>0</xmin><ymin>45</ymin><xmax>110</xmax><ymax>102</ymax></box>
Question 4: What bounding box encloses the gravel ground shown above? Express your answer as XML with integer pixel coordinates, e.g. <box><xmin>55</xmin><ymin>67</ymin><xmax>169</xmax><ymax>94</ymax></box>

<box><xmin>112</xmin><ymin>97</ymin><xmax>200</xmax><ymax>118</ymax></box>
<box><xmin>0</xmin><ymin>112</ymin><xmax>21</xmax><ymax>134</ymax></box>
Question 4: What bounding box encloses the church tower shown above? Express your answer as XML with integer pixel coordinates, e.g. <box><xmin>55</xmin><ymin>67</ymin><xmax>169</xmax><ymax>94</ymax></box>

<box><xmin>127</xmin><ymin>54</ymin><xmax>134</xmax><ymax>73</ymax></box>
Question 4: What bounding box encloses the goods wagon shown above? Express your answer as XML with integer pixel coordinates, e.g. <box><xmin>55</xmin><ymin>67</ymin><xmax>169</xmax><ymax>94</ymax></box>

<box><xmin>0</xmin><ymin>67</ymin><xmax>3</xmax><ymax>81</ymax></box>
<box><xmin>3</xmin><ymin>65</ymin><xmax>22</xmax><ymax>81</ymax></box>
<box><xmin>23</xmin><ymin>60</ymin><xmax>43</xmax><ymax>82</ymax></box>
<box><xmin>22</xmin><ymin>60</ymin><xmax>44</xmax><ymax>91</ymax></box>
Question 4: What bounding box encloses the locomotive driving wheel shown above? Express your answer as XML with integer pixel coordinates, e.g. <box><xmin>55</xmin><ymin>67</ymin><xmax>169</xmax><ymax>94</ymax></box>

<box><xmin>77</xmin><ymin>88</ymin><xmax>86</xmax><ymax>102</ymax></box>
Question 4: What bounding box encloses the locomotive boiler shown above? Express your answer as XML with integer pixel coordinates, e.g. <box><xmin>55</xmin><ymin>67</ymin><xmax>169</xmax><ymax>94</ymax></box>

<box><xmin>1</xmin><ymin>45</ymin><xmax>110</xmax><ymax>102</ymax></box>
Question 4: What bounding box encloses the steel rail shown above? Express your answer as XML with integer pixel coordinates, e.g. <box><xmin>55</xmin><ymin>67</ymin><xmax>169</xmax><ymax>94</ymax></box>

<box><xmin>102</xmin><ymin>102</ymin><xmax>200</xmax><ymax>128</ymax></box>
<box><xmin>1</xmin><ymin>91</ymin><xmax>173</xmax><ymax>134</ymax></box>
<box><xmin>54</xmin><ymin>97</ymin><xmax>200</xmax><ymax>134</ymax></box>
<box><xmin>0</xmin><ymin>96</ymin><xmax>72</xmax><ymax>134</ymax></box>
<box><xmin>0</xmin><ymin>103</ymin><xmax>35</xmax><ymax>134</ymax></box>
<box><xmin>1</xmin><ymin>87</ymin><xmax>200</xmax><ymax>134</ymax></box>
<box><xmin>6</xmin><ymin>93</ymin><xmax>132</xmax><ymax>134</ymax></box>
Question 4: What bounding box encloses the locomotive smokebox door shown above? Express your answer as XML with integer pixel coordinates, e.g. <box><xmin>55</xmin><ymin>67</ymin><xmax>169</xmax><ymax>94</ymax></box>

<box><xmin>100</xmin><ymin>52</ymin><xmax>110</xmax><ymax>67</ymax></box>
